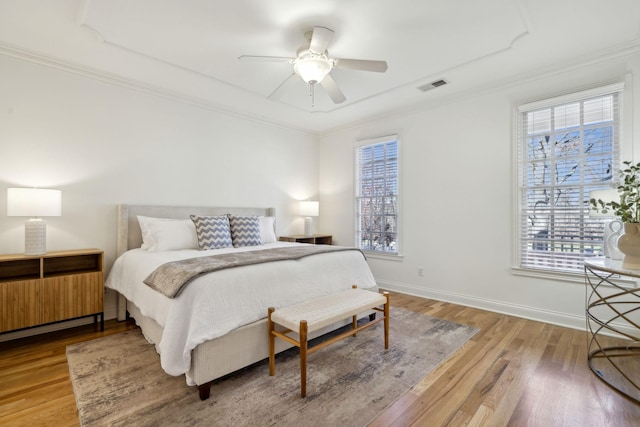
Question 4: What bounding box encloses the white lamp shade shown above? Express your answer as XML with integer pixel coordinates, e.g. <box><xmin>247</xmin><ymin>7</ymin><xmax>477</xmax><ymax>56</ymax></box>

<box><xmin>7</xmin><ymin>188</ymin><xmax>62</xmax><ymax>217</ymax></box>
<box><xmin>299</xmin><ymin>200</ymin><xmax>319</xmax><ymax>217</ymax></box>
<box><xmin>589</xmin><ymin>189</ymin><xmax>618</xmax><ymax>217</ymax></box>
<box><xmin>294</xmin><ymin>57</ymin><xmax>332</xmax><ymax>83</ymax></box>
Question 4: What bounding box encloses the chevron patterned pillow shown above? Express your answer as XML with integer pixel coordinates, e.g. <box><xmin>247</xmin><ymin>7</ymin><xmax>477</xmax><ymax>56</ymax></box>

<box><xmin>228</xmin><ymin>215</ymin><xmax>262</xmax><ymax>247</ymax></box>
<box><xmin>190</xmin><ymin>215</ymin><xmax>233</xmax><ymax>250</ymax></box>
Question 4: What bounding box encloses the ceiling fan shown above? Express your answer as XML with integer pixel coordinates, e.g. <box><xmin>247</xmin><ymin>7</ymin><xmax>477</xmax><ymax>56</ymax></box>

<box><xmin>238</xmin><ymin>26</ymin><xmax>388</xmax><ymax>105</ymax></box>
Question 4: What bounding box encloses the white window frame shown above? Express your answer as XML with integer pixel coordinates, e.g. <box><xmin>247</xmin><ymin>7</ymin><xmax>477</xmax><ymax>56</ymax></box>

<box><xmin>513</xmin><ymin>82</ymin><xmax>625</xmax><ymax>280</ymax></box>
<box><xmin>354</xmin><ymin>135</ymin><xmax>401</xmax><ymax>258</ymax></box>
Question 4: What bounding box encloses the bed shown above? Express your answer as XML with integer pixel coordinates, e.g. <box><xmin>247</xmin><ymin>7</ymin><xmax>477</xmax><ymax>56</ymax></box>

<box><xmin>105</xmin><ymin>204</ymin><xmax>379</xmax><ymax>400</ymax></box>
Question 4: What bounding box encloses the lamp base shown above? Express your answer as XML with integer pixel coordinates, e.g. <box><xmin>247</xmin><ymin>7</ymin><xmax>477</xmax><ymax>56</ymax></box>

<box><xmin>304</xmin><ymin>217</ymin><xmax>313</xmax><ymax>236</ymax></box>
<box><xmin>25</xmin><ymin>218</ymin><xmax>47</xmax><ymax>255</ymax></box>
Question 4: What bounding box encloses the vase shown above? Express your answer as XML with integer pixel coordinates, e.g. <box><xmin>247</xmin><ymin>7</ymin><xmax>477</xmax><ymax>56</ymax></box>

<box><xmin>616</xmin><ymin>223</ymin><xmax>640</xmax><ymax>269</ymax></box>
<box><xmin>604</xmin><ymin>219</ymin><xmax>624</xmax><ymax>259</ymax></box>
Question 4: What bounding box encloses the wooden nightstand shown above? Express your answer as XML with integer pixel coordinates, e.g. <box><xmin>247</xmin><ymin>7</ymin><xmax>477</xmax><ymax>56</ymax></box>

<box><xmin>0</xmin><ymin>249</ymin><xmax>104</xmax><ymax>333</ymax></box>
<box><xmin>279</xmin><ymin>234</ymin><xmax>333</xmax><ymax>245</ymax></box>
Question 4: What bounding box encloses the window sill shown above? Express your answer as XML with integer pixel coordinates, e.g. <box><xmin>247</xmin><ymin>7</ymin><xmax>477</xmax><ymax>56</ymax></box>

<box><xmin>363</xmin><ymin>252</ymin><xmax>404</xmax><ymax>262</ymax></box>
<box><xmin>512</xmin><ymin>266</ymin><xmax>637</xmax><ymax>287</ymax></box>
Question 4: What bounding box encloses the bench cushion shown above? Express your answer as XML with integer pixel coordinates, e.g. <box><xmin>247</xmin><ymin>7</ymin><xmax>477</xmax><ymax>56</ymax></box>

<box><xmin>271</xmin><ymin>289</ymin><xmax>386</xmax><ymax>333</ymax></box>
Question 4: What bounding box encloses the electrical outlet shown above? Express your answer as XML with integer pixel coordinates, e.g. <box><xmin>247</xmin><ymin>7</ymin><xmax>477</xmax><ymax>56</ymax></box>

<box><xmin>418</xmin><ymin>267</ymin><xmax>423</xmax><ymax>277</ymax></box>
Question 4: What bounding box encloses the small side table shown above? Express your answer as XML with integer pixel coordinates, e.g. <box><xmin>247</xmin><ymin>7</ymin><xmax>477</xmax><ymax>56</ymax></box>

<box><xmin>584</xmin><ymin>258</ymin><xmax>640</xmax><ymax>403</ymax></box>
<box><xmin>279</xmin><ymin>234</ymin><xmax>332</xmax><ymax>245</ymax></box>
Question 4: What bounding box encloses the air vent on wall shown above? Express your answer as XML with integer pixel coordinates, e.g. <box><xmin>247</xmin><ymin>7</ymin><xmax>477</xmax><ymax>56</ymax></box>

<box><xmin>417</xmin><ymin>79</ymin><xmax>448</xmax><ymax>92</ymax></box>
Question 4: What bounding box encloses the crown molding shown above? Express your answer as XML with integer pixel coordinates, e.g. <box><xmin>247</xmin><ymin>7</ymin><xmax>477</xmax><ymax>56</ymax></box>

<box><xmin>3</xmin><ymin>34</ymin><xmax>640</xmax><ymax>139</ymax></box>
<box><xmin>0</xmin><ymin>41</ymin><xmax>319</xmax><ymax>138</ymax></box>
<box><xmin>324</xmin><ymin>39</ymin><xmax>640</xmax><ymax>136</ymax></box>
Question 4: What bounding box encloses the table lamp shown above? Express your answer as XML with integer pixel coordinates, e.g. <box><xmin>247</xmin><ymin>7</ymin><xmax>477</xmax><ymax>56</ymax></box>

<box><xmin>299</xmin><ymin>200</ymin><xmax>319</xmax><ymax>236</ymax></box>
<box><xmin>7</xmin><ymin>188</ymin><xmax>62</xmax><ymax>255</ymax></box>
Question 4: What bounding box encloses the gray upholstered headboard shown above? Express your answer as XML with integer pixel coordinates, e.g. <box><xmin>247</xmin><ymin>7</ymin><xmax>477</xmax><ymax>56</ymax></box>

<box><xmin>116</xmin><ymin>204</ymin><xmax>276</xmax><ymax>257</ymax></box>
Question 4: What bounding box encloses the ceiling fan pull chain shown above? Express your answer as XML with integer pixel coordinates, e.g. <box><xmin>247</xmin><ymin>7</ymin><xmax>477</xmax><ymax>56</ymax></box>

<box><xmin>310</xmin><ymin>82</ymin><xmax>315</xmax><ymax>107</ymax></box>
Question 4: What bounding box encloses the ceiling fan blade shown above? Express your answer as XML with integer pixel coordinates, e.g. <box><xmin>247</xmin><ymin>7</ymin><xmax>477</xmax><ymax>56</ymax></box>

<box><xmin>309</xmin><ymin>26</ymin><xmax>334</xmax><ymax>54</ymax></box>
<box><xmin>320</xmin><ymin>74</ymin><xmax>346</xmax><ymax>104</ymax></box>
<box><xmin>334</xmin><ymin>58</ymin><xmax>388</xmax><ymax>73</ymax></box>
<box><xmin>268</xmin><ymin>73</ymin><xmax>297</xmax><ymax>99</ymax></box>
<box><xmin>238</xmin><ymin>55</ymin><xmax>294</xmax><ymax>63</ymax></box>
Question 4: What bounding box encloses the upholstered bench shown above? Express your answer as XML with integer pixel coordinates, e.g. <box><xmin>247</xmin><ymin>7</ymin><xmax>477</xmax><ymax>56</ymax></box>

<box><xmin>268</xmin><ymin>286</ymin><xmax>390</xmax><ymax>397</ymax></box>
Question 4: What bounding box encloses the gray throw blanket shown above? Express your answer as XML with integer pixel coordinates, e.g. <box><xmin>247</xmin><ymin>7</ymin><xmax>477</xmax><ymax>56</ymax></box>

<box><xmin>144</xmin><ymin>245</ymin><xmax>365</xmax><ymax>298</ymax></box>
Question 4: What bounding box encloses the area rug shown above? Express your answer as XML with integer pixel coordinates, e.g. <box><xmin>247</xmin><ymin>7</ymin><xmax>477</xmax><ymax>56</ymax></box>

<box><xmin>67</xmin><ymin>307</ymin><xmax>477</xmax><ymax>426</ymax></box>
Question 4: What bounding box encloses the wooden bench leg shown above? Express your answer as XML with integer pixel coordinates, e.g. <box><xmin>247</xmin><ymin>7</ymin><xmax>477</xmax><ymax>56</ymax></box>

<box><xmin>383</xmin><ymin>292</ymin><xmax>390</xmax><ymax>349</ymax></box>
<box><xmin>300</xmin><ymin>320</ymin><xmax>308</xmax><ymax>398</ymax></box>
<box><xmin>268</xmin><ymin>307</ymin><xmax>275</xmax><ymax>376</ymax></box>
<box><xmin>352</xmin><ymin>314</ymin><xmax>358</xmax><ymax>337</ymax></box>
<box><xmin>351</xmin><ymin>285</ymin><xmax>358</xmax><ymax>337</ymax></box>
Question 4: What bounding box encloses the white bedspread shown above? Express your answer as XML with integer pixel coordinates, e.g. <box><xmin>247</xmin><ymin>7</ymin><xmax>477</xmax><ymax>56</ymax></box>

<box><xmin>104</xmin><ymin>242</ymin><xmax>377</xmax><ymax>378</ymax></box>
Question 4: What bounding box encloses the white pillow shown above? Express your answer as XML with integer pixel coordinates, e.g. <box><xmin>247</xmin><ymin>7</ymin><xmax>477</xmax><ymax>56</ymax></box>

<box><xmin>259</xmin><ymin>216</ymin><xmax>277</xmax><ymax>243</ymax></box>
<box><xmin>137</xmin><ymin>216</ymin><xmax>199</xmax><ymax>251</ymax></box>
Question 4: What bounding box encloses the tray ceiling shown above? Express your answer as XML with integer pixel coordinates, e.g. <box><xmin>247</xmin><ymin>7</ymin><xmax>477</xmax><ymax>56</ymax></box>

<box><xmin>1</xmin><ymin>0</ymin><xmax>639</xmax><ymax>133</ymax></box>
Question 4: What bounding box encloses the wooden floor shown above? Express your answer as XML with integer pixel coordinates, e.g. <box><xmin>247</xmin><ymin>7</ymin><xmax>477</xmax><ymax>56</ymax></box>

<box><xmin>1</xmin><ymin>292</ymin><xmax>639</xmax><ymax>426</ymax></box>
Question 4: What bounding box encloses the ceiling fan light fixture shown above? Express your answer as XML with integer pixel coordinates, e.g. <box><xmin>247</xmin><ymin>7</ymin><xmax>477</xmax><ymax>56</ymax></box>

<box><xmin>294</xmin><ymin>56</ymin><xmax>332</xmax><ymax>84</ymax></box>
<box><xmin>239</xmin><ymin>26</ymin><xmax>387</xmax><ymax>105</ymax></box>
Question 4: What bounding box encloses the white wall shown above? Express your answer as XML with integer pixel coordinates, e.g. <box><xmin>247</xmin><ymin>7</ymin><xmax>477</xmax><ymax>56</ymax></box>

<box><xmin>4</xmin><ymin>42</ymin><xmax>640</xmax><ymax>339</ymax></box>
<box><xmin>0</xmin><ymin>54</ymin><xmax>319</xmax><ymax>329</ymax></box>
<box><xmin>319</xmin><ymin>51</ymin><xmax>640</xmax><ymax>330</ymax></box>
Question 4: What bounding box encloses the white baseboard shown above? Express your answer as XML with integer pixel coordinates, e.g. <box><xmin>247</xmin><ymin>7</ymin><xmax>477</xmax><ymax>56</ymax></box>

<box><xmin>377</xmin><ymin>279</ymin><xmax>637</xmax><ymax>339</ymax></box>
<box><xmin>2</xmin><ymin>280</ymin><xmax>631</xmax><ymax>342</ymax></box>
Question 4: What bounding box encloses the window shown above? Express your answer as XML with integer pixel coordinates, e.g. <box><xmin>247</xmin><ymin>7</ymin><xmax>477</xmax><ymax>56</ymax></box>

<box><xmin>516</xmin><ymin>83</ymin><xmax>623</xmax><ymax>274</ymax></box>
<box><xmin>355</xmin><ymin>136</ymin><xmax>399</xmax><ymax>254</ymax></box>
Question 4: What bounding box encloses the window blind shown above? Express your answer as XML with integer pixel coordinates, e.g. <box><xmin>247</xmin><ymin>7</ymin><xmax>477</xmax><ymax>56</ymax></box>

<box><xmin>355</xmin><ymin>137</ymin><xmax>399</xmax><ymax>254</ymax></box>
<box><xmin>517</xmin><ymin>84</ymin><xmax>622</xmax><ymax>273</ymax></box>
